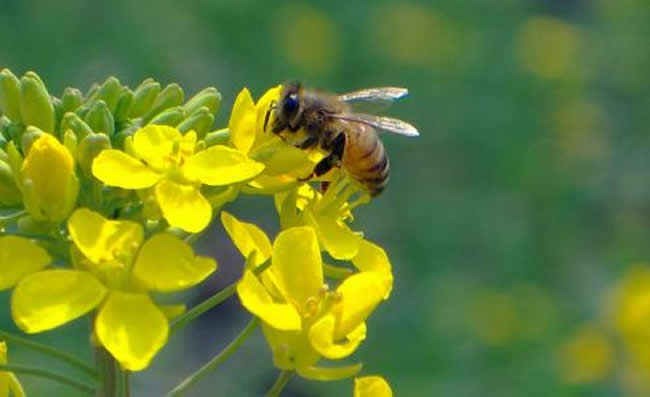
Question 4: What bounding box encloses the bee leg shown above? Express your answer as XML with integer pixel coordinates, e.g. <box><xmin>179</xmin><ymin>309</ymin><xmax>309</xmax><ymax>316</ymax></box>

<box><xmin>298</xmin><ymin>134</ymin><xmax>345</xmax><ymax>182</ymax></box>
<box><xmin>263</xmin><ymin>100</ymin><xmax>277</xmax><ymax>132</ymax></box>
<box><xmin>295</xmin><ymin>135</ymin><xmax>319</xmax><ymax>149</ymax></box>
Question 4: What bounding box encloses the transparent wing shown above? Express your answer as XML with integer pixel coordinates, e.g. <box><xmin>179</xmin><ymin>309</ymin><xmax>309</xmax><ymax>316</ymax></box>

<box><xmin>337</xmin><ymin>87</ymin><xmax>409</xmax><ymax>113</ymax></box>
<box><xmin>331</xmin><ymin>113</ymin><xmax>419</xmax><ymax>137</ymax></box>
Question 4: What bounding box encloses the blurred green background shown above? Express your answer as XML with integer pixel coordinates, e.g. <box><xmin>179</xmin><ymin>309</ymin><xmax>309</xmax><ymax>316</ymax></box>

<box><xmin>2</xmin><ymin>0</ymin><xmax>650</xmax><ymax>395</ymax></box>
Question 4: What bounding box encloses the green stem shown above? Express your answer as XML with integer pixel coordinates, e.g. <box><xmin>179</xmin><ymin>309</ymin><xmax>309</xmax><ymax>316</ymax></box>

<box><xmin>94</xmin><ymin>344</ymin><xmax>117</xmax><ymax>397</ymax></box>
<box><xmin>166</xmin><ymin>318</ymin><xmax>259</xmax><ymax>396</ymax></box>
<box><xmin>266</xmin><ymin>370</ymin><xmax>293</xmax><ymax>397</ymax></box>
<box><xmin>123</xmin><ymin>370</ymin><xmax>131</xmax><ymax>397</ymax></box>
<box><xmin>0</xmin><ymin>330</ymin><xmax>97</xmax><ymax>378</ymax></box>
<box><xmin>0</xmin><ymin>364</ymin><xmax>95</xmax><ymax>395</ymax></box>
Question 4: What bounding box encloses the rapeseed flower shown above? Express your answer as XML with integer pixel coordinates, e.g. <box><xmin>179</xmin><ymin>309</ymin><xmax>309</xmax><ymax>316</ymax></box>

<box><xmin>0</xmin><ymin>342</ymin><xmax>26</xmax><ymax>397</ymax></box>
<box><xmin>354</xmin><ymin>376</ymin><xmax>393</xmax><ymax>397</ymax></box>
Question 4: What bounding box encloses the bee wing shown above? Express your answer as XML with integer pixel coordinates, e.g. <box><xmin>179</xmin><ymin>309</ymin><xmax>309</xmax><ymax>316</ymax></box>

<box><xmin>331</xmin><ymin>113</ymin><xmax>419</xmax><ymax>137</ymax></box>
<box><xmin>338</xmin><ymin>87</ymin><xmax>409</xmax><ymax>113</ymax></box>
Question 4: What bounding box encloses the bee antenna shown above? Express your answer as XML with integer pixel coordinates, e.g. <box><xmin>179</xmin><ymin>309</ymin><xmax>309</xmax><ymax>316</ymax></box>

<box><xmin>264</xmin><ymin>100</ymin><xmax>277</xmax><ymax>132</ymax></box>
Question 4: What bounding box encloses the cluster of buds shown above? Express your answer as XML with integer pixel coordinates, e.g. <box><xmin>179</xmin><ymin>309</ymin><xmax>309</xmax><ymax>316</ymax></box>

<box><xmin>0</xmin><ymin>69</ymin><xmax>394</xmax><ymax>396</ymax></box>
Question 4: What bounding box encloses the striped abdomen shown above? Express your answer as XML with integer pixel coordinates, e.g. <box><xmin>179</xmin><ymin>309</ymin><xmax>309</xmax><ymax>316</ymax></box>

<box><xmin>341</xmin><ymin>123</ymin><xmax>390</xmax><ymax>197</ymax></box>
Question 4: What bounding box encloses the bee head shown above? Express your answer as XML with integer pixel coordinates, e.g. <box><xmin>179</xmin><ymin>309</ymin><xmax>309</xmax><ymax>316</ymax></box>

<box><xmin>268</xmin><ymin>81</ymin><xmax>303</xmax><ymax>134</ymax></box>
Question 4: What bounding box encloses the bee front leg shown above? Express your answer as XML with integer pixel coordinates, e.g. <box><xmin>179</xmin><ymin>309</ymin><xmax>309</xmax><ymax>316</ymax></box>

<box><xmin>295</xmin><ymin>135</ymin><xmax>319</xmax><ymax>149</ymax></box>
<box><xmin>298</xmin><ymin>133</ymin><xmax>345</xmax><ymax>182</ymax></box>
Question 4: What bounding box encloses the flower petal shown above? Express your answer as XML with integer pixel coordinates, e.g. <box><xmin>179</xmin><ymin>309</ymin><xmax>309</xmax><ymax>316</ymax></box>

<box><xmin>309</xmin><ymin>314</ymin><xmax>361</xmax><ymax>360</ymax></box>
<box><xmin>228</xmin><ymin>88</ymin><xmax>257</xmax><ymax>154</ymax></box>
<box><xmin>272</xmin><ymin>227</ymin><xmax>323</xmax><ymax>308</ymax></box>
<box><xmin>95</xmin><ymin>291</ymin><xmax>168</xmax><ymax>371</ymax></box>
<box><xmin>0</xmin><ymin>236</ymin><xmax>50</xmax><ymax>290</ymax></box>
<box><xmin>221</xmin><ymin>211</ymin><xmax>272</xmax><ymax>267</ymax></box>
<box><xmin>133</xmin><ymin>233</ymin><xmax>217</xmax><ymax>292</ymax></box>
<box><xmin>12</xmin><ymin>270</ymin><xmax>106</xmax><ymax>333</ymax></box>
<box><xmin>254</xmin><ymin>85</ymin><xmax>282</xmax><ymax>147</ymax></box>
<box><xmin>183</xmin><ymin>145</ymin><xmax>265</xmax><ymax>186</ymax></box>
<box><xmin>297</xmin><ymin>363</ymin><xmax>363</xmax><ymax>381</ymax></box>
<box><xmin>250</xmin><ymin>138</ymin><xmax>314</xmax><ymax>176</ymax></box>
<box><xmin>307</xmin><ymin>210</ymin><xmax>362</xmax><ymax>260</ymax></box>
<box><xmin>237</xmin><ymin>270</ymin><xmax>301</xmax><ymax>331</ymax></box>
<box><xmin>155</xmin><ymin>179</ymin><xmax>211</xmax><ymax>233</ymax></box>
<box><xmin>132</xmin><ymin>125</ymin><xmax>182</xmax><ymax>170</ymax></box>
<box><xmin>92</xmin><ymin>150</ymin><xmax>162</xmax><ymax>189</ymax></box>
<box><xmin>333</xmin><ymin>273</ymin><xmax>386</xmax><ymax>339</ymax></box>
<box><xmin>158</xmin><ymin>304</ymin><xmax>186</xmax><ymax>321</ymax></box>
<box><xmin>354</xmin><ymin>376</ymin><xmax>393</xmax><ymax>397</ymax></box>
<box><xmin>68</xmin><ymin>208</ymin><xmax>143</xmax><ymax>265</ymax></box>
<box><xmin>352</xmin><ymin>240</ymin><xmax>393</xmax><ymax>299</ymax></box>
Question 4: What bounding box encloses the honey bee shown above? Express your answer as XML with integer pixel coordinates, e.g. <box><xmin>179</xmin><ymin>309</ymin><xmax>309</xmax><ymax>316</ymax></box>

<box><xmin>264</xmin><ymin>82</ymin><xmax>418</xmax><ymax>197</ymax></box>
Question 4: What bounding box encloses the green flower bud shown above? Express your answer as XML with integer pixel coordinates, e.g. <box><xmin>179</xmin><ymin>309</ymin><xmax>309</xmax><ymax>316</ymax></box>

<box><xmin>177</xmin><ymin>106</ymin><xmax>214</xmax><ymax>139</ymax></box>
<box><xmin>113</xmin><ymin>122</ymin><xmax>141</xmax><ymax>148</ymax></box>
<box><xmin>183</xmin><ymin>87</ymin><xmax>222</xmax><ymax>117</ymax></box>
<box><xmin>63</xmin><ymin>129</ymin><xmax>78</xmax><ymax>159</ymax></box>
<box><xmin>0</xmin><ymin>159</ymin><xmax>22</xmax><ymax>206</ymax></box>
<box><xmin>129</xmin><ymin>81</ymin><xmax>161</xmax><ymax>118</ymax></box>
<box><xmin>21</xmin><ymin>126</ymin><xmax>46</xmax><ymax>154</ymax></box>
<box><xmin>85</xmin><ymin>82</ymin><xmax>100</xmax><ymax>101</ymax></box>
<box><xmin>62</xmin><ymin>87</ymin><xmax>83</xmax><ymax>112</ymax></box>
<box><xmin>204</xmin><ymin>128</ymin><xmax>231</xmax><ymax>147</ymax></box>
<box><xmin>148</xmin><ymin>106</ymin><xmax>184</xmax><ymax>126</ymax></box>
<box><xmin>5</xmin><ymin>141</ymin><xmax>23</xmax><ymax>185</ymax></box>
<box><xmin>78</xmin><ymin>131</ymin><xmax>111</xmax><ymax>178</ymax></box>
<box><xmin>0</xmin><ymin>147</ymin><xmax>8</xmax><ymax>163</ymax></box>
<box><xmin>0</xmin><ymin>69</ymin><xmax>22</xmax><ymax>122</ymax></box>
<box><xmin>20</xmin><ymin>72</ymin><xmax>54</xmax><ymax>131</ymax></box>
<box><xmin>84</xmin><ymin>100</ymin><xmax>115</xmax><ymax>136</ymax></box>
<box><xmin>96</xmin><ymin>76</ymin><xmax>121</xmax><ymax>113</ymax></box>
<box><xmin>61</xmin><ymin>112</ymin><xmax>93</xmax><ymax>140</ymax></box>
<box><xmin>113</xmin><ymin>88</ymin><xmax>134</xmax><ymax>122</ymax></box>
<box><xmin>142</xmin><ymin>83</ymin><xmax>184</xmax><ymax>123</ymax></box>
<box><xmin>52</xmin><ymin>95</ymin><xmax>63</xmax><ymax>134</ymax></box>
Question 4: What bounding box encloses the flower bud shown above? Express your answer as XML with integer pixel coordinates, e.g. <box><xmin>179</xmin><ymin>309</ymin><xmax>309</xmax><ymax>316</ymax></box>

<box><xmin>78</xmin><ymin>132</ymin><xmax>111</xmax><ymax>178</ymax></box>
<box><xmin>84</xmin><ymin>100</ymin><xmax>115</xmax><ymax>136</ymax></box>
<box><xmin>60</xmin><ymin>112</ymin><xmax>93</xmax><ymax>140</ymax></box>
<box><xmin>0</xmin><ymin>159</ymin><xmax>22</xmax><ymax>206</ymax></box>
<box><xmin>96</xmin><ymin>76</ymin><xmax>121</xmax><ymax>113</ymax></box>
<box><xmin>52</xmin><ymin>96</ymin><xmax>63</xmax><ymax>133</ymax></box>
<box><xmin>203</xmin><ymin>128</ymin><xmax>231</xmax><ymax>147</ymax></box>
<box><xmin>183</xmin><ymin>87</ymin><xmax>221</xmax><ymax>116</ymax></box>
<box><xmin>20</xmin><ymin>134</ymin><xmax>79</xmax><ymax>224</ymax></box>
<box><xmin>142</xmin><ymin>83</ymin><xmax>184</xmax><ymax>123</ymax></box>
<box><xmin>129</xmin><ymin>81</ymin><xmax>161</xmax><ymax>118</ymax></box>
<box><xmin>20</xmin><ymin>71</ymin><xmax>55</xmax><ymax>131</ymax></box>
<box><xmin>0</xmin><ymin>68</ymin><xmax>22</xmax><ymax>122</ymax></box>
<box><xmin>21</xmin><ymin>126</ymin><xmax>46</xmax><ymax>154</ymax></box>
<box><xmin>63</xmin><ymin>129</ymin><xmax>78</xmax><ymax>159</ymax></box>
<box><xmin>177</xmin><ymin>106</ymin><xmax>214</xmax><ymax>139</ymax></box>
<box><xmin>62</xmin><ymin>87</ymin><xmax>83</xmax><ymax>112</ymax></box>
<box><xmin>148</xmin><ymin>106</ymin><xmax>184</xmax><ymax>126</ymax></box>
<box><xmin>113</xmin><ymin>88</ymin><xmax>134</xmax><ymax>121</ymax></box>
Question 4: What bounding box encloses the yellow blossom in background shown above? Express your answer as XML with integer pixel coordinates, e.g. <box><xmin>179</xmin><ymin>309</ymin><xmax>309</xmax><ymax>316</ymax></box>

<box><xmin>93</xmin><ymin>124</ymin><xmax>265</xmax><ymax>232</ymax></box>
<box><xmin>19</xmin><ymin>134</ymin><xmax>79</xmax><ymax>224</ymax></box>
<box><xmin>0</xmin><ymin>342</ymin><xmax>26</xmax><ymax>397</ymax></box>
<box><xmin>11</xmin><ymin>208</ymin><xmax>217</xmax><ymax>370</ymax></box>
<box><xmin>354</xmin><ymin>376</ymin><xmax>393</xmax><ymax>397</ymax></box>
<box><xmin>229</xmin><ymin>87</ymin><xmax>320</xmax><ymax>194</ymax></box>
<box><xmin>555</xmin><ymin>325</ymin><xmax>613</xmax><ymax>384</ymax></box>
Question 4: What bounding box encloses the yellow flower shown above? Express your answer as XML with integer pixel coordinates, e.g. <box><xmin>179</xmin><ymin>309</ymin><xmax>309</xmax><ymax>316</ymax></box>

<box><xmin>92</xmin><ymin>124</ymin><xmax>264</xmax><ymax>232</ymax></box>
<box><xmin>0</xmin><ymin>236</ymin><xmax>51</xmax><ymax>291</ymax></box>
<box><xmin>233</xmin><ymin>225</ymin><xmax>390</xmax><ymax>380</ymax></box>
<box><xmin>229</xmin><ymin>87</ymin><xmax>319</xmax><ymax>194</ymax></box>
<box><xmin>354</xmin><ymin>376</ymin><xmax>393</xmax><ymax>397</ymax></box>
<box><xmin>20</xmin><ymin>134</ymin><xmax>79</xmax><ymax>224</ymax></box>
<box><xmin>0</xmin><ymin>342</ymin><xmax>26</xmax><ymax>397</ymax></box>
<box><xmin>276</xmin><ymin>176</ymin><xmax>370</xmax><ymax>260</ymax></box>
<box><xmin>11</xmin><ymin>208</ymin><xmax>217</xmax><ymax>371</ymax></box>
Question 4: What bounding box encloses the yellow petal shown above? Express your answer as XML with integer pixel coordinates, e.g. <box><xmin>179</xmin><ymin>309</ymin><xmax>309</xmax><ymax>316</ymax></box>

<box><xmin>272</xmin><ymin>227</ymin><xmax>323</xmax><ymax>307</ymax></box>
<box><xmin>237</xmin><ymin>270</ymin><xmax>301</xmax><ymax>331</ymax></box>
<box><xmin>8</xmin><ymin>372</ymin><xmax>26</xmax><ymax>397</ymax></box>
<box><xmin>250</xmin><ymin>138</ymin><xmax>314</xmax><ymax>176</ymax></box>
<box><xmin>261</xmin><ymin>324</ymin><xmax>320</xmax><ymax>370</ymax></box>
<box><xmin>158</xmin><ymin>304</ymin><xmax>186</xmax><ymax>321</ymax></box>
<box><xmin>309</xmin><ymin>314</ymin><xmax>361</xmax><ymax>359</ymax></box>
<box><xmin>307</xmin><ymin>210</ymin><xmax>362</xmax><ymax>260</ymax></box>
<box><xmin>254</xmin><ymin>85</ymin><xmax>282</xmax><ymax>147</ymax></box>
<box><xmin>12</xmin><ymin>270</ymin><xmax>106</xmax><ymax>333</ymax></box>
<box><xmin>221</xmin><ymin>211</ymin><xmax>272</xmax><ymax>267</ymax></box>
<box><xmin>228</xmin><ymin>88</ymin><xmax>257</xmax><ymax>154</ymax></box>
<box><xmin>132</xmin><ymin>125</ymin><xmax>182</xmax><ymax>170</ymax></box>
<box><xmin>245</xmin><ymin>174</ymin><xmax>298</xmax><ymax>194</ymax></box>
<box><xmin>95</xmin><ymin>291</ymin><xmax>168</xmax><ymax>371</ymax></box>
<box><xmin>334</xmin><ymin>273</ymin><xmax>386</xmax><ymax>339</ymax></box>
<box><xmin>297</xmin><ymin>363</ymin><xmax>363</xmax><ymax>381</ymax></box>
<box><xmin>354</xmin><ymin>376</ymin><xmax>393</xmax><ymax>397</ymax></box>
<box><xmin>68</xmin><ymin>208</ymin><xmax>143</xmax><ymax>265</ymax></box>
<box><xmin>92</xmin><ymin>149</ymin><xmax>162</xmax><ymax>189</ymax></box>
<box><xmin>155</xmin><ymin>179</ymin><xmax>211</xmax><ymax>233</ymax></box>
<box><xmin>133</xmin><ymin>233</ymin><xmax>217</xmax><ymax>292</ymax></box>
<box><xmin>183</xmin><ymin>145</ymin><xmax>265</xmax><ymax>186</ymax></box>
<box><xmin>352</xmin><ymin>240</ymin><xmax>393</xmax><ymax>299</ymax></box>
<box><xmin>0</xmin><ymin>236</ymin><xmax>50</xmax><ymax>290</ymax></box>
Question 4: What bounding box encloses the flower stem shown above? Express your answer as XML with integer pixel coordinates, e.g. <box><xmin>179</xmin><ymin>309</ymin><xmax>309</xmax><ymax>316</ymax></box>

<box><xmin>166</xmin><ymin>317</ymin><xmax>259</xmax><ymax>396</ymax></box>
<box><xmin>266</xmin><ymin>370</ymin><xmax>293</xmax><ymax>397</ymax></box>
<box><xmin>94</xmin><ymin>344</ymin><xmax>117</xmax><ymax>397</ymax></box>
<box><xmin>0</xmin><ymin>330</ymin><xmax>97</xmax><ymax>378</ymax></box>
<box><xmin>0</xmin><ymin>364</ymin><xmax>95</xmax><ymax>395</ymax></box>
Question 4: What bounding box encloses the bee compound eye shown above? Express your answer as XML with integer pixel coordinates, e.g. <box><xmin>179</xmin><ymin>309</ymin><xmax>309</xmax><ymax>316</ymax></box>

<box><xmin>284</xmin><ymin>93</ymin><xmax>299</xmax><ymax>114</ymax></box>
